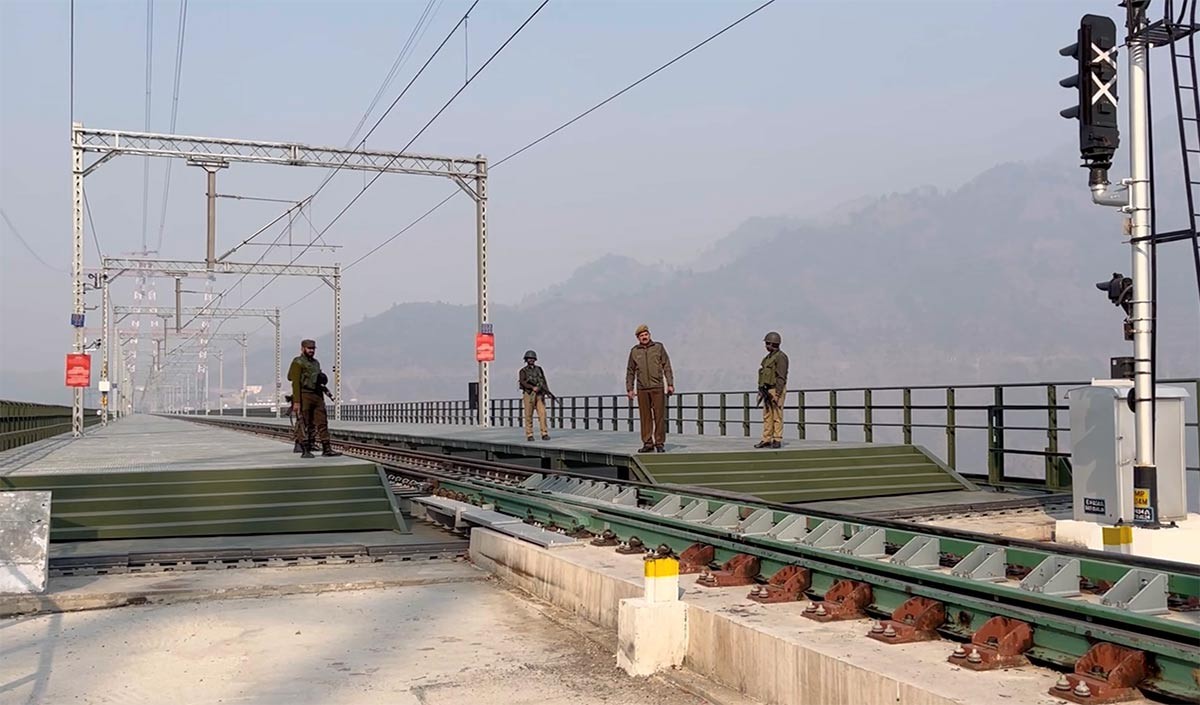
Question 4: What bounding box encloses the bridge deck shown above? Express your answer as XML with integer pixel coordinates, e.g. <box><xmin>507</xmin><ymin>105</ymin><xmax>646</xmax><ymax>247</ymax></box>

<box><xmin>198</xmin><ymin>416</ymin><xmax>979</xmax><ymax>505</ymax></box>
<box><xmin>0</xmin><ymin>414</ymin><xmax>365</xmax><ymax>476</ymax></box>
<box><xmin>0</xmin><ymin>416</ymin><xmax>406</xmax><ymax>540</ymax></box>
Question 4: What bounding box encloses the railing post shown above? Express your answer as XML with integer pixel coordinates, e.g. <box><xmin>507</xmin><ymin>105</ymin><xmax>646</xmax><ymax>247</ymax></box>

<box><xmin>697</xmin><ymin>393</ymin><xmax>705</xmax><ymax>435</ymax></box>
<box><xmin>718</xmin><ymin>393</ymin><xmax>727</xmax><ymax>436</ymax></box>
<box><xmin>988</xmin><ymin>386</ymin><xmax>1005</xmax><ymax>486</ymax></box>
<box><xmin>946</xmin><ymin>387</ymin><xmax>957</xmax><ymax>470</ymax></box>
<box><xmin>612</xmin><ymin>395</ymin><xmax>618</xmax><ymax>431</ymax></box>
<box><xmin>572</xmin><ymin>398</ymin><xmax>578</xmax><ymax>429</ymax></box>
<box><xmin>797</xmin><ymin>390</ymin><xmax>806</xmax><ymax>439</ymax></box>
<box><xmin>584</xmin><ymin>397</ymin><xmax>590</xmax><ymax>430</ymax></box>
<box><xmin>902</xmin><ymin>388</ymin><xmax>913</xmax><ymax>445</ymax></box>
<box><xmin>676</xmin><ymin>393</ymin><xmax>683</xmax><ymax>434</ymax></box>
<box><xmin>742</xmin><ymin>392</ymin><xmax>751</xmax><ymax>437</ymax></box>
<box><xmin>1046</xmin><ymin>384</ymin><xmax>1061</xmax><ymax>489</ymax></box>
<box><xmin>828</xmin><ymin>390</ymin><xmax>839</xmax><ymax>441</ymax></box>
<box><xmin>626</xmin><ymin>395</ymin><xmax>634</xmax><ymax>432</ymax></box>
<box><xmin>597</xmin><ymin>396</ymin><xmax>605</xmax><ymax>431</ymax></box>
<box><xmin>863</xmin><ymin>389</ymin><xmax>873</xmax><ymax>443</ymax></box>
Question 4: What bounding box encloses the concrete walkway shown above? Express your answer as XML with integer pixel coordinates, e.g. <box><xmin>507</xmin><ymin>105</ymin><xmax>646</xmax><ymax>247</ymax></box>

<box><xmin>0</xmin><ymin>561</ymin><xmax>733</xmax><ymax>705</ymax></box>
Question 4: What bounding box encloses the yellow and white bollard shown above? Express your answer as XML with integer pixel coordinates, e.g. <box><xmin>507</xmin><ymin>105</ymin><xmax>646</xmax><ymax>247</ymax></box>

<box><xmin>616</xmin><ymin>553</ymin><xmax>688</xmax><ymax>677</ymax></box>
<box><xmin>1102</xmin><ymin>525</ymin><xmax>1133</xmax><ymax>555</ymax></box>
<box><xmin>643</xmin><ymin>554</ymin><xmax>680</xmax><ymax>603</ymax></box>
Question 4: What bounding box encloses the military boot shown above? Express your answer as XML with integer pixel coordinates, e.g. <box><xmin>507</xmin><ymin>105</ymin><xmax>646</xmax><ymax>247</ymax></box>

<box><xmin>293</xmin><ymin>441</ymin><xmax>303</xmax><ymax>453</ymax></box>
<box><xmin>321</xmin><ymin>442</ymin><xmax>342</xmax><ymax>457</ymax></box>
<box><xmin>300</xmin><ymin>442</ymin><xmax>315</xmax><ymax>459</ymax></box>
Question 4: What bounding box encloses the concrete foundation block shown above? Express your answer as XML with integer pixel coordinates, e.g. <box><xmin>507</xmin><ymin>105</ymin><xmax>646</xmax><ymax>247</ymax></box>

<box><xmin>617</xmin><ymin>597</ymin><xmax>688</xmax><ymax>676</ymax></box>
<box><xmin>1055</xmin><ymin>514</ymin><xmax>1200</xmax><ymax>562</ymax></box>
<box><xmin>0</xmin><ymin>491</ymin><xmax>52</xmax><ymax>594</ymax></box>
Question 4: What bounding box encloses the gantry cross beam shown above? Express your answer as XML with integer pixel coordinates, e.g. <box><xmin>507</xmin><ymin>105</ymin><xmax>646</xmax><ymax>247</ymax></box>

<box><xmin>71</xmin><ymin>123</ymin><xmax>491</xmax><ymax>436</ymax></box>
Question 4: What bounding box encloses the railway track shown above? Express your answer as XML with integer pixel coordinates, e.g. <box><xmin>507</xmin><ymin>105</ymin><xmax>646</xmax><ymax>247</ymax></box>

<box><xmin>197</xmin><ymin>417</ymin><xmax>1200</xmax><ymax>703</ymax></box>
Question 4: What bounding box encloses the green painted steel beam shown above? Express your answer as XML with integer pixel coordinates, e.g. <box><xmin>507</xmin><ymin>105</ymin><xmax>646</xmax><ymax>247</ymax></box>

<box><xmin>425</xmin><ymin>475</ymin><xmax>1199</xmax><ymax>702</ymax></box>
<box><xmin>50</xmin><ymin>511</ymin><xmax>401</xmax><ymax>541</ymax></box>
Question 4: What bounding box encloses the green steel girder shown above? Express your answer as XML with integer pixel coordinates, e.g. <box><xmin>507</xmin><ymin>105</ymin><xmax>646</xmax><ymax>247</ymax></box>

<box><xmin>630</xmin><ymin>486</ymin><xmax>1200</xmax><ymax>602</ymax></box>
<box><xmin>434</xmin><ymin>477</ymin><xmax>1200</xmax><ymax>702</ymax></box>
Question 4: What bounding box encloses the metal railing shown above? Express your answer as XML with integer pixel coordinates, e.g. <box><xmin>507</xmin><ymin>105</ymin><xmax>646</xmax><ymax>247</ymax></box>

<box><xmin>0</xmin><ymin>400</ymin><xmax>101</xmax><ymax>452</ymax></box>
<box><xmin>340</xmin><ymin>377</ymin><xmax>1200</xmax><ymax>490</ymax></box>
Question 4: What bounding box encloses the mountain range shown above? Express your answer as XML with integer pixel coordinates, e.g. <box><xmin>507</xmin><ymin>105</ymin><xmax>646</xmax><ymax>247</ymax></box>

<box><xmin>247</xmin><ymin>156</ymin><xmax>1199</xmax><ymax>403</ymax></box>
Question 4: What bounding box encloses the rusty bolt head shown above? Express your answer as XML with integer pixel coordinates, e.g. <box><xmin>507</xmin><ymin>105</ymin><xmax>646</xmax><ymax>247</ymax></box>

<box><xmin>1073</xmin><ymin>681</ymin><xmax>1092</xmax><ymax>698</ymax></box>
<box><xmin>1054</xmin><ymin>675</ymin><xmax>1072</xmax><ymax>691</ymax></box>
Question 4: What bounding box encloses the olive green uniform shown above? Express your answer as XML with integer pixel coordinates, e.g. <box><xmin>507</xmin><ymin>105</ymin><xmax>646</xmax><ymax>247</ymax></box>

<box><xmin>626</xmin><ymin>341</ymin><xmax>674</xmax><ymax>448</ymax></box>
<box><xmin>518</xmin><ymin>364</ymin><xmax>551</xmax><ymax>439</ymax></box>
<box><xmin>287</xmin><ymin>354</ymin><xmax>329</xmax><ymax>444</ymax></box>
<box><xmin>758</xmin><ymin>349</ymin><xmax>789</xmax><ymax>443</ymax></box>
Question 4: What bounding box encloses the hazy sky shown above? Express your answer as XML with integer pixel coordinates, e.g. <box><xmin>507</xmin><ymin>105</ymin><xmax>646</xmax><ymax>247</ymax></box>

<box><xmin>0</xmin><ymin>0</ymin><xmax>1180</xmax><ymax>392</ymax></box>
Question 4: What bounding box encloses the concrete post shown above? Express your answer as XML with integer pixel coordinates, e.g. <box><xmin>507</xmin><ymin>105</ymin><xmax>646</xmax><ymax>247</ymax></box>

<box><xmin>616</xmin><ymin>555</ymin><xmax>687</xmax><ymax>677</ymax></box>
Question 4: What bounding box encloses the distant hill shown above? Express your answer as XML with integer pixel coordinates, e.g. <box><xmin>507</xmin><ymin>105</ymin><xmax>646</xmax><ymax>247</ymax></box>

<box><xmin>247</xmin><ymin>157</ymin><xmax>1199</xmax><ymax>403</ymax></box>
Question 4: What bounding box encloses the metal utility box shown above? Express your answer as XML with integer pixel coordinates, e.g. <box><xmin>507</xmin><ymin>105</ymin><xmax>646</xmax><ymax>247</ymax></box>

<box><xmin>1068</xmin><ymin>380</ymin><xmax>1190</xmax><ymax>524</ymax></box>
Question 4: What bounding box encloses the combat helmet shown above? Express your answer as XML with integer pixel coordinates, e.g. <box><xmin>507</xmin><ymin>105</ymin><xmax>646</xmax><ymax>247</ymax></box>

<box><xmin>523</xmin><ymin>350</ymin><xmax>538</xmax><ymax>361</ymax></box>
<box><xmin>763</xmin><ymin>331</ymin><xmax>782</xmax><ymax>345</ymax></box>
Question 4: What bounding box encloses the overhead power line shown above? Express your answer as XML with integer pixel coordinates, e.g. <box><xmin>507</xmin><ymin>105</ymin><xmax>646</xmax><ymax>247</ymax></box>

<box><xmin>273</xmin><ymin>0</ymin><xmax>778</xmax><ymax>320</ymax></box>
<box><xmin>141</xmin><ymin>0</ymin><xmax>154</xmax><ymax>251</ymax></box>
<box><xmin>186</xmin><ymin>0</ymin><xmax>478</xmax><ymax>340</ymax></box>
<box><xmin>1</xmin><ymin>209</ymin><xmax>68</xmax><ymax>274</ymax></box>
<box><xmin>218</xmin><ymin>0</ymin><xmax>548</xmax><ymax>326</ymax></box>
<box><xmin>155</xmin><ymin>0</ymin><xmax>188</xmax><ymax>252</ymax></box>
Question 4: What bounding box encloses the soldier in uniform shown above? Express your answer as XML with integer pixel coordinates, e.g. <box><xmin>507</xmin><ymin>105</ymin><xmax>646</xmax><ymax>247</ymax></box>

<box><xmin>755</xmin><ymin>331</ymin><xmax>789</xmax><ymax>449</ymax></box>
<box><xmin>286</xmin><ymin>339</ymin><xmax>342</xmax><ymax>458</ymax></box>
<box><xmin>518</xmin><ymin>350</ymin><xmax>553</xmax><ymax>441</ymax></box>
<box><xmin>626</xmin><ymin>324</ymin><xmax>674</xmax><ymax>453</ymax></box>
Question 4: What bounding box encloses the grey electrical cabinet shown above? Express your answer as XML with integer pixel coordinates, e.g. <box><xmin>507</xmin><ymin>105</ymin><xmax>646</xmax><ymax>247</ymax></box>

<box><xmin>1067</xmin><ymin>381</ymin><xmax>1190</xmax><ymax>524</ymax></box>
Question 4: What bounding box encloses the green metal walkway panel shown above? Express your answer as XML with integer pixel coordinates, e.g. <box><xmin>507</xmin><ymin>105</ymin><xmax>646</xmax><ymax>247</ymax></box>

<box><xmin>635</xmin><ymin>444</ymin><xmax>973</xmax><ymax>503</ymax></box>
<box><xmin>2</xmin><ymin>462</ymin><xmax>407</xmax><ymax>542</ymax></box>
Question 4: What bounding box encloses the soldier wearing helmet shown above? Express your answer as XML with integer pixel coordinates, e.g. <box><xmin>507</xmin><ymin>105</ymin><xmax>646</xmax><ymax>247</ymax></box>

<box><xmin>518</xmin><ymin>349</ymin><xmax>553</xmax><ymax>441</ymax></box>
<box><xmin>755</xmin><ymin>331</ymin><xmax>788</xmax><ymax>449</ymax></box>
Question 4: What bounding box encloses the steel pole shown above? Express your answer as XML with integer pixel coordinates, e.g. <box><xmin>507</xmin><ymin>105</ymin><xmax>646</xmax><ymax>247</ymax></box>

<box><xmin>241</xmin><ymin>335</ymin><xmax>247</xmax><ymax>418</ymax></box>
<box><xmin>475</xmin><ymin>159</ymin><xmax>490</xmax><ymax>427</ymax></box>
<box><xmin>274</xmin><ymin>310</ymin><xmax>281</xmax><ymax>418</ymax></box>
<box><xmin>204</xmin><ymin>356</ymin><xmax>210</xmax><ymax>415</ymax></box>
<box><xmin>333</xmin><ymin>273</ymin><xmax>342</xmax><ymax>420</ymax></box>
<box><xmin>206</xmin><ymin>168</ymin><xmax>217</xmax><ymax>269</ymax></box>
<box><xmin>217</xmin><ymin>348</ymin><xmax>224</xmax><ymax>415</ymax></box>
<box><xmin>175</xmin><ymin>277</ymin><xmax>182</xmax><ymax>332</ymax></box>
<box><xmin>1126</xmin><ymin>6</ymin><xmax>1158</xmax><ymax>523</ymax></box>
<box><xmin>71</xmin><ymin>123</ymin><xmax>85</xmax><ymax>437</ymax></box>
<box><xmin>101</xmin><ymin>275</ymin><xmax>110</xmax><ymax>425</ymax></box>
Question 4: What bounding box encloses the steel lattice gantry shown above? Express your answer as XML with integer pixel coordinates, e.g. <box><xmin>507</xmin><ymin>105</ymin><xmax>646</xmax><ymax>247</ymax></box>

<box><xmin>111</xmin><ymin>304</ymin><xmax>278</xmax><ymax>420</ymax></box>
<box><xmin>72</xmin><ymin>123</ymin><xmax>491</xmax><ymax>436</ymax></box>
<box><xmin>102</xmin><ymin>259</ymin><xmax>330</xmax><ymax>421</ymax></box>
<box><xmin>144</xmin><ymin>331</ymin><xmax>250</xmax><ymax>416</ymax></box>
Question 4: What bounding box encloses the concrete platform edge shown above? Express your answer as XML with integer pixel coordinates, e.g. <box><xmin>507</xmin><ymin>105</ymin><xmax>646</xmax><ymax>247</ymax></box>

<box><xmin>0</xmin><ymin>562</ymin><xmax>485</xmax><ymax>618</ymax></box>
<box><xmin>468</xmin><ymin>528</ymin><xmax>1071</xmax><ymax>705</ymax></box>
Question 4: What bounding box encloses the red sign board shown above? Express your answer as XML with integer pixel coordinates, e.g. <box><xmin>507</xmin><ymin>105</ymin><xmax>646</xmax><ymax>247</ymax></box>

<box><xmin>475</xmin><ymin>333</ymin><xmax>495</xmax><ymax>362</ymax></box>
<box><xmin>65</xmin><ymin>353</ymin><xmax>91</xmax><ymax>388</ymax></box>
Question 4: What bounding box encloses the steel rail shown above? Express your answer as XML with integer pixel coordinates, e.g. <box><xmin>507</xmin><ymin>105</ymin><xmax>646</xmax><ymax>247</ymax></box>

<box><xmin>189</xmin><ymin>417</ymin><xmax>1200</xmax><ymax>701</ymax></box>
